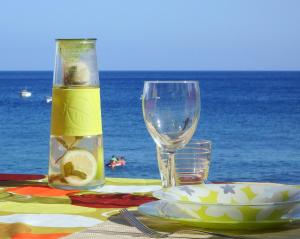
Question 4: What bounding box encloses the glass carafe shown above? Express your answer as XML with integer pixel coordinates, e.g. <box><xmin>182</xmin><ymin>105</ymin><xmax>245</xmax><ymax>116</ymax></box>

<box><xmin>48</xmin><ymin>39</ymin><xmax>104</xmax><ymax>189</ymax></box>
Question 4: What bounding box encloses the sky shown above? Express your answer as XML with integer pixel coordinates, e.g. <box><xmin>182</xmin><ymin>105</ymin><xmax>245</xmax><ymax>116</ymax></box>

<box><xmin>0</xmin><ymin>0</ymin><xmax>300</xmax><ymax>71</ymax></box>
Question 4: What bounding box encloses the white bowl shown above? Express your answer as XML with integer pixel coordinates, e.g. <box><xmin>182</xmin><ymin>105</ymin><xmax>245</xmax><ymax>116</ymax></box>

<box><xmin>152</xmin><ymin>183</ymin><xmax>300</xmax><ymax>222</ymax></box>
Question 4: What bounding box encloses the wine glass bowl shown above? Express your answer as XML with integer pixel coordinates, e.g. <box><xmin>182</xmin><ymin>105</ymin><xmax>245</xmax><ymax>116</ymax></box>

<box><xmin>142</xmin><ymin>81</ymin><xmax>200</xmax><ymax>152</ymax></box>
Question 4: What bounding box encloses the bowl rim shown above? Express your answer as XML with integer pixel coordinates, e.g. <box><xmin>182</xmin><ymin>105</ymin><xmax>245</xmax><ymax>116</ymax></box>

<box><xmin>161</xmin><ymin>198</ymin><xmax>300</xmax><ymax>207</ymax></box>
<box><xmin>153</xmin><ymin>182</ymin><xmax>300</xmax><ymax>206</ymax></box>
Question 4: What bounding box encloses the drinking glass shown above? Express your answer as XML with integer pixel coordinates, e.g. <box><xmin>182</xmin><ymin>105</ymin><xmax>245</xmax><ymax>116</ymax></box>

<box><xmin>157</xmin><ymin>140</ymin><xmax>211</xmax><ymax>186</ymax></box>
<box><xmin>142</xmin><ymin>81</ymin><xmax>200</xmax><ymax>187</ymax></box>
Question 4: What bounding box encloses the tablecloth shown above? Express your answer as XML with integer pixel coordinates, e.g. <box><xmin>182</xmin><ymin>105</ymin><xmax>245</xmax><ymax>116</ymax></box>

<box><xmin>1</xmin><ymin>174</ymin><xmax>300</xmax><ymax>239</ymax></box>
<box><xmin>0</xmin><ymin>174</ymin><xmax>161</xmax><ymax>239</ymax></box>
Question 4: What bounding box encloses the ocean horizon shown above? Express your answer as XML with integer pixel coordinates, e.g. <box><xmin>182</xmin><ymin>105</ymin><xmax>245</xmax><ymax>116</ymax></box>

<box><xmin>0</xmin><ymin>71</ymin><xmax>299</xmax><ymax>184</ymax></box>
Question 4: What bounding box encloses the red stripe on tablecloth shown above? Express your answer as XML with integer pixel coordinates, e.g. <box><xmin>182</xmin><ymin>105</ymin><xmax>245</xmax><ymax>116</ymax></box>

<box><xmin>12</xmin><ymin>233</ymin><xmax>69</xmax><ymax>239</ymax></box>
<box><xmin>7</xmin><ymin>186</ymin><xmax>79</xmax><ymax>196</ymax></box>
<box><xmin>0</xmin><ymin>174</ymin><xmax>45</xmax><ymax>181</ymax></box>
<box><xmin>70</xmin><ymin>193</ymin><xmax>158</xmax><ymax>208</ymax></box>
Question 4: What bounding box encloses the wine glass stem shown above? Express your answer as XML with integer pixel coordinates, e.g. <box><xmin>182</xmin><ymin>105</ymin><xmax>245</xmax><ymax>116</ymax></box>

<box><xmin>167</xmin><ymin>152</ymin><xmax>176</xmax><ymax>187</ymax></box>
<box><xmin>157</xmin><ymin>149</ymin><xmax>176</xmax><ymax>188</ymax></box>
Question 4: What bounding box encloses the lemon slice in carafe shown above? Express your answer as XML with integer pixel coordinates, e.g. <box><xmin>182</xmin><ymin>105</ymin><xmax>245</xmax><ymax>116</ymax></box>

<box><xmin>61</xmin><ymin>149</ymin><xmax>97</xmax><ymax>186</ymax></box>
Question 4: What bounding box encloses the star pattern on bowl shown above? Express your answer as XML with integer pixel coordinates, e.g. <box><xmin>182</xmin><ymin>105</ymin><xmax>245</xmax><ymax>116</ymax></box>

<box><xmin>221</xmin><ymin>185</ymin><xmax>236</xmax><ymax>194</ymax></box>
<box><xmin>179</xmin><ymin>186</ymin><xmax>195</xmax><ymax>196</ymax></box>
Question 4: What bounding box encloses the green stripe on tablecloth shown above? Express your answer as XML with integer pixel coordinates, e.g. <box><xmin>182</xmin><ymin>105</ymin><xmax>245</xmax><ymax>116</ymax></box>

<box><xmin>105</xmin><ymin>177</ymin><xmax>161</xmax><ymax>185</ymax></box>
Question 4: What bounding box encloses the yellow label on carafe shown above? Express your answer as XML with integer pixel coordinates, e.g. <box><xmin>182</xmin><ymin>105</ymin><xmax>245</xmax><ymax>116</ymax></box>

<box><xmin>51</xmin><ymin>87</ymin><xmax>102</xmax><ymax>136</ymax></box>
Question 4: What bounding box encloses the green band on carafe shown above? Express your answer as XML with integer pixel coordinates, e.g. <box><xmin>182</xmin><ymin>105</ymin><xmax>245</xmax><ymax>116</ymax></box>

<box><xmin>51</xmin><ymin>88</ymin><xmax>102</xmax><ymax>136</ymax></box>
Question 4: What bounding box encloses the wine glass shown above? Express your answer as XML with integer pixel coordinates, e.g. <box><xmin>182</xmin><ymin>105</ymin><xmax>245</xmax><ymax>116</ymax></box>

<box><xmin>142</xmin><ymin>81</ymin><xmax>200</xmax><ymax>187</ymax></box>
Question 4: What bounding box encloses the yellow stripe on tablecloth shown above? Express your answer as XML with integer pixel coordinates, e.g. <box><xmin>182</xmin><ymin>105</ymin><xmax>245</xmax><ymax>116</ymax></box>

<box><xmin>105</xmin><ymin>177</ymin><xmax>160</xmax><ymax>185</ymax></box>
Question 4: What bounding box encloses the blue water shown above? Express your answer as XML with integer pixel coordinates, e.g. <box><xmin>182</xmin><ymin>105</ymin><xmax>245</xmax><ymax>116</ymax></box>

<box><xmin>0</xmin><ymin>71</ymin><xmax>300</xmax><ymax>184</ymax></box>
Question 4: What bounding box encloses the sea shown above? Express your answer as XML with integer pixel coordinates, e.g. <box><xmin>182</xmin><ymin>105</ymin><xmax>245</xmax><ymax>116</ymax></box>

<box><xmin>0</xmin><ymin>71</ymin><xmax>300</xmax><ymax>184</ymax></box>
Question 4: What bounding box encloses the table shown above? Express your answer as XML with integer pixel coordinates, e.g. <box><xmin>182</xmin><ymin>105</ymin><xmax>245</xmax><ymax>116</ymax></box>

<box><xmin>0</xmin><ymin>174</ymin><xmax>299</xmax><ymax>239</ymax></box>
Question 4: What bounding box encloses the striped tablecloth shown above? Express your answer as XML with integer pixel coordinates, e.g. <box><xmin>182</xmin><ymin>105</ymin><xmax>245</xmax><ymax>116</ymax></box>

<box><xmin>0</xmin><ymin>174</ymin><xmax>161</xmax><ymax>239</ymax></box>
<box><xmin>1</xmin><ymin>174</ymin><xmax>300</xmax><ymax>239</ymax></box>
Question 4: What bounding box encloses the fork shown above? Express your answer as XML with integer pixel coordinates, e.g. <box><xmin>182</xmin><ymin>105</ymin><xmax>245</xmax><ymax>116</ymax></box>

<box><xmin>119</xmin><ymin>208</ymin><xmax>250</xmax><ymax>239</ymax></box>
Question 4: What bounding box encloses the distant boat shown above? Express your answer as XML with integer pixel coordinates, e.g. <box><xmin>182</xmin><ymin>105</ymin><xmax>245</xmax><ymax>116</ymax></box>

<box><xmin>20</xmin><ymin>89</ymin><xmax>32</xmax><ymax>98</ymax></box>
<box><xmin>46</xmin><ymin>96</ymin><xmax>52</xmax><ymax>103</ymax></box>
